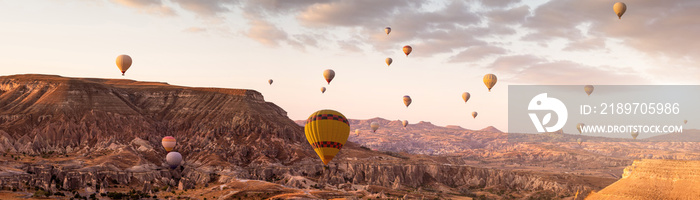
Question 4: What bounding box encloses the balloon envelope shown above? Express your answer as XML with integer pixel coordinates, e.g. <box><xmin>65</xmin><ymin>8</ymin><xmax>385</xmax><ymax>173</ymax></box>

<box><xmin>162</xmin><ymin>136</ymin><xmax>176</xmax><ymax>152</ymax></box>
<box><xmin>402</xmin><ymin>120</ymin><xmax>408</xmax><ymax>127</ymax></box>
<box><xmin>462</xmin><ymin>92</ymin><xmax>470</xmax><ymax>103</ymax></box>
<box><xmin>584</xmin><ymin>85</ymin><xmax>594</xmax><ymax>96</ymax></box>
<box><xmin>685</xmin><ymin>120</ymin><xmax>688</xmax><ymax>124</ymax></box>
<box><xmin>116</xmin><ymin>55</ymin><xmax>132</xmax><ymax>76</ymax></box>
<box><xmin>403</xmin><ymin>45</ymin><xmax>412</xmax><ymax>56</ymax></box>
<box><xmin>483</xmin><ymin>74</ymin><xmax>497</xmax><ymax>92</ymax></box>
<box><xmin>577</xmin><ymin>138</ymin><xmax>583</xmax><ymax>145</ymax></box>
<box><xmin>323</xmin><ymin>69</ymin><xmax>335</xmax><ymax>84</ymax></box>
<box><xmin>631</xmin><ymin>131</ymin><xmax>639</xmax><ymax>139</ymax></box>
<box><xmin>576</xmin><ymin>123</ymin><xmax>585</xmax><ymax>134</ymax></box>
<box><xmin>321</xmin><ymin>87</ymin><xmax>326</xmax><ymax>93</ymax></box>
<box><xmin>385</xmin><ymin>58</ymin><xmax>393</xmax><ymax>66</ymax></box>
<box><xmin>304</xmin><ymin>109</ymin><xmax>350</xmax><ymax>165</ymax></box>
<box><xmin>166</xmin><ymin>152</ymin><xmax>182</xmax><ymax>169</ymax></box>
<box><xmin>403</xmin><ymin>95</ymin><xmax>412</xmax><ymax>107</ymax></box>
<box><xmin>355</xmin><ymin>129</ymin><xmax>360</xmax><ymax>135</ymax></box>
<box><xmin>385</xmin><ymin>27</ymin><xmax>391</xmax><ymax>35</ymax></box>
<box><xmin>472</xmin><ymin>111</ymin><xmax>478</xmax><ymax>118</ymax></box>
<box><xmin>370</xmin><ymin>122</ymin><xmax>379</xmax><ymax>133</ymax></box>
<box><xmin>613</xmin><ymin>2</ymin><xmax>627</xmax><ymax>19</ymax></box>
<box><xmin>268</xmin><ymin>79</ymin><xmax>273</xmax><ymax>85</ymax></box>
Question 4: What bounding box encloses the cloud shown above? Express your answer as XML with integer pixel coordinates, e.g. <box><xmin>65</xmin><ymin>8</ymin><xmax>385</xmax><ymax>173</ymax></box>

<box><xmin>488</xmin><ymin>55</ymin><xmax>647</xmax><ymax>85</ymax></box>
<box><xmin>525</xmin><ymin>0</ymin><xmax>700</xmax><ymax>60</ymax></box>
<box><xmin>170</xmin><ymin>0</ymin><xmax>237</xmax><ymax>17</ymax></box>
<box><xmin>110</xmin><ymin>0</ymin><xmax>176</xmax><ymax>16</ymax></box>
<box><xmin>183</xmin><ymin>27</ymin><xmax>207</xmax><ymax>33</ymax></box>
<box><xmin>449</xmin><ymin>45</ymin><xmax>508</xmax><ymax>62</ymax></box>
<box><xmin>245</xmin><ymin>18</ymin><xmax>288</xmax><ymax>47</ymax></box>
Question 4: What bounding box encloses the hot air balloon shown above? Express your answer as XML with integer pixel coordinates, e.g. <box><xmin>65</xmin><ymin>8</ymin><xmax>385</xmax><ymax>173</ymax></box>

<box><xmin>576</xmin><ymin>123</ymin><xmax>585</xmax><ymax>134</ymax></box>
<box><xmin>166</xmin><ymin>152</ymin><xmax>182</xmax><ymax>169</ymax></box>
<box><xmin>268</xmin><ymin>79</ymin><xmax>273</xmax><ymax>85</ymax></box>
<box><xmin>371</xmin><ymin>122</ymin><xmax>379</xmax><ymax>133</ymax></box>
<box><xmin>304</xmin><ymin>109</ymin><xmax>350</xmax><ymax>165</ymax></box>
<box><xmin>613</xmin><ymin>2</ymin><xmax>627</xmax><ymax>19</ymax></box>
<box><xmin>472</xmin><ymin>111</ymin><xmax>478</xmax><ymax>119</ymax></box>
<box><xmin>321</xmin><ymin>87</ymin><xmax>326</xmax><ymax>94</ymax></box>
<box><xmin>584</xmin><ymin>85</ymin><xmax>594</xmax><ymax>96</ymax></box>
<box><xmin>385</xmin><ymin>58</ymin><xmax>393</xmax><ymax>66</ymax></box>
<box><xmin>116</xmin><ymin>54</ymin><xmax>132</xmax><ymax>76</ymax></box>
<box><xmin>323</xmin><ymin>69</ymin><xmax>335</xmax><ymax>84</ymax></box>
<box><xmin>684</xmin><ymin>120</ymin><xmax>688</xmax><ymax>124</ymax></box>
<box><xmin>631</xmin><ymin>131</ymin><xmax>639</xmax><ymax>139</ymax></box>
<box><xmin>385</xmin><ymin>27</ymin><xmax>391</xmax><ymax>35</ymax></box>
<box><xmin>403</xmin><ymin>95</ymin><xmax>412</xmax><ymax>107</ymax></box>
<box><xmin>402</xmin><ymin>120</ymin><xmax>408</xmax><ymax>127</ymax></box>
<box><xmin>483</xmin><ymin>74</ymin><xmax>497</xmax><ymax>92</ymax></box>
<box><xmin>162</xmin><ymin>136</ymin><xmax>176</xmax><ymax>152</ymax></box>
<box><xmin>403</xmin><ymin>45</ymin><xmax>412</xmax><ymax>56</ymax></box>
<box><xmin>462</xmin><ymin>92</ymin><xmax>470</xmax><ymax>103</ymax></box>
<box><xmin>577</xmin><ymin>138</ymin><xmax>583</xmax><ymax>145</ymax></box>
<box><xmin>355</xmin><ymin>129</ymin><xmax>360</xmax><ymax>136</ymax></box>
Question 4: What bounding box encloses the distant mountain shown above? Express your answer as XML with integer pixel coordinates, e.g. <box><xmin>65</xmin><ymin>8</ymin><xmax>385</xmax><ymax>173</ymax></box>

<box><xmin>645</xmin><ymin>129</ymin><xmax>700</xmax><ymax>142</ymax></box>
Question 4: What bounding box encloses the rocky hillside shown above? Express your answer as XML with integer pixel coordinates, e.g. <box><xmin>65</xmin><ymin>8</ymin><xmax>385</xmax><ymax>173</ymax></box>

<box><xmin>0</xmin><ymin>74</ymin><xmax>622</xmax><ymax>199</ymax></box>
<box><xmin>586</xmin><ymin>159</ymin><xmax>700</xmax><ymax>199</ymax></box>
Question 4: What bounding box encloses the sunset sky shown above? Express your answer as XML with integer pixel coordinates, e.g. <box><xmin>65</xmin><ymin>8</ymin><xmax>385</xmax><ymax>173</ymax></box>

<box><xmin>1</xmin><ymin>0</ymin><xmax>699</xmax><ymax>131</ymax></box>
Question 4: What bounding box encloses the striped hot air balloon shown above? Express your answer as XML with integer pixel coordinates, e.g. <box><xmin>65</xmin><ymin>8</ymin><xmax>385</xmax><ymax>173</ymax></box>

<box><xmin>304</xmin><ymin>110</ymin><xmax>350</xmax><ymax>165</ymax></box>
<box><xmin>483</xmin><ymin>74</ymin><xmax>497</xmax><ymax>92</ymax></box>
<box><xmin>162</xmin><ymin>136</ymin><xmax>176</xmax><ymax>152</ymax></box>
<box><xmin>116</xmin><ymin>54</ymin><xmax>132</xmax><ymax>76</ymax></box>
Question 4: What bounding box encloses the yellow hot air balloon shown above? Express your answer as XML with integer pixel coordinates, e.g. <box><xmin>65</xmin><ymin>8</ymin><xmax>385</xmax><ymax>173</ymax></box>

<box><xmin>483</xmin><ymin>74</ymin><xmax>497</xmax><ymax>92</ymax></box>
<box><xmin>403</xmin><ymin>95</ymin><xmax>412</xmax><ymax>107</ymax></box>
<box><xmin>631</xmin><ymin>131</ymin><xmax>639</xmax><ymax>139</ymax></box>
<box><xmin>584</xmin><ymin>85</ymin><xmax>594</xmax><ymax>96</ymax></box>
<box><xmin>385</xmin><ymin>27</ymin><xmax>391</xmax><ymax>35</ymax></box>
<box><xmin>577</xmin><ymin>138</ymin><xmax>583</xmax><ymax>145</ymax></box>
<box><xmin>162</xmin><ymin>136</ymin><xmax>176</xmax><ymax>152</ymax></box>
<box><xmin>321</xmin><ymin>87</ymin><xmax>326</xmax><ymax>94</ymax></box>
<box><xmin>462</xmin><ymin>92</ymin><xmax>470</xmax><ymax>103</ymax></box>
<box><xmin>323</xmin><ymin>69</ymin><xmax>335</xmax><ymax>84</ymax></box>
<box><xmin>268</xmin><ymin>79</ymin><xmax>273</xmax><ymax>85</ymax></box>
<box><xmin>576</xmin><ymin>123</ymin><xmax>585</xmax><ymax>134</ymax></box>
<box><xmin>613</xmin><ymin>2</ymin><xmax>627</xmax><ymax>19</ymax></box>
<box><xmin>116</xmin><ymin>54</ymin><xmax>132</xmax><ymax>76</ymax></box>
<box><xmin>304</xmin><ymin>109</ymin><xmax>350</xmax><ymax>165</ymax></box>
<box><xmin>370</xmin><ymin>122</ymin><xmax>379</xmax><ymax>133</ymax></box>
<box><xmin>385</xmin><ymin>58</ymin><xmax>393</xmax><ymax>66</ymax></box>
<box><xmin>403</xmin><ymin>45</ymin><xmax>412</xmax><ymax>56</ymax></box>
<box><xmin>402</xmin><ymin>120</ymin><xmax>408</xmax><ymax>127</ymax></box>
<box><xmin>355</xmin><ymin>129</ymin><xmax>360</xmax><ymax>136</ymax></box>
<box><xmin>472</xmin><ymin>111</ymin><xmax>478</xmax><ymax>119</ymax></box>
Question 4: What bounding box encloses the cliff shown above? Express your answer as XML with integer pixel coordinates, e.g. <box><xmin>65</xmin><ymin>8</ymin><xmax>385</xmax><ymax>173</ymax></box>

<box><xmin>586</xmin><ymin>159</ymin><xmax>700</xmax><ymax>199</ymax></box>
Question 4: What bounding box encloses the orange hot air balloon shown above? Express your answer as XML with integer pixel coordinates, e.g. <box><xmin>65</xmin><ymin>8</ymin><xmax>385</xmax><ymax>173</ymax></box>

<box><xmin>268</xmin><ymin>79</ymin><xmax>273</xmax><ymax>85</ymax></box>
<box><xmin>483</xmin><ymin>74</ymin><xmax>497</xmax><ymax>92</ymax></box>
<box><xmin>162</xmin><ymin>136</ymin><xmax>176</xmax><ymax>152</ymax></box>
<box><xmin>304</xmin><ymin>109</ymin><xmax>350</xmax><ymax>165</ymax></box>
<box><xmin>116</xmin><ymin>54</ymin><xmax>132</xmax><ymax>76</ymax></box>
<box><xmin>321</xmin><ymin>87</ymin><xmax>326</xmax><ymax>94</ymax></box>
<box><xmin>472</xmin><ymin>111</ymin><xmax>478</xmax><ymax>118</ymax></box>
<box><xmin>584</xmin><ymin>85</ymin><xmax>594</xmax><ymax>96</ymax></box>
<box><xmin>403</xmin><ymin>95</ymin><xmax>412</xmax><ymax>107</ymax></box>
<box><xmin>403</xmin><ymin>45</ymin><xmax>412</xmax><ymax>56</ymax></box>
<box><xmin>323</xmin><ymin>69</ymin><xmax>335</xmax><ymax>84</ymax></box>
<box><xmin>385</xmin><ymin>27</ymin><xmax>391</xmax><ymax>35</ymax></box>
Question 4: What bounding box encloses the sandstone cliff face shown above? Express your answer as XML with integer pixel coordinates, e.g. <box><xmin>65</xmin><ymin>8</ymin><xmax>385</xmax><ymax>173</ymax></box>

<box><xmin>587</xmin><ymin>159</ymin><xmax>700</xmax><ymax>200</ymax></box>
<box><xmin>0</xmin><ymin>74</ymin><xmax>312</xmax><ymax>165</ymax></box>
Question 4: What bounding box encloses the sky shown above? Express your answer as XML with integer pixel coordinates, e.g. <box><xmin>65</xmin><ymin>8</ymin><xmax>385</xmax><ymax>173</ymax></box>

<box><xmin>1</xmin><ymin>0</ymin><xmax>700</xmax><ymax>132</ymax></box>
